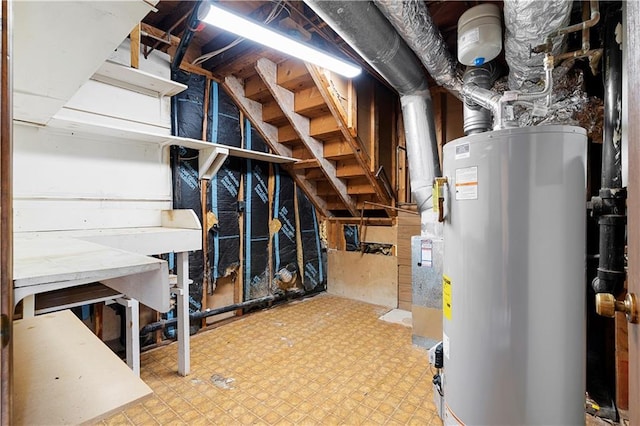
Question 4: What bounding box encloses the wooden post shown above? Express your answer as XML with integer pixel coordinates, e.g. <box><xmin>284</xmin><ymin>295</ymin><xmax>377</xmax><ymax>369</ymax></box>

<box><xmin>94</xmin><ymin>302</ymin><xmax>104</xmax><ymax>341</ymax></box>
<box><xmin>625</xmin><ymin>1</ymin><xmax>640</xmax><ymax>422</ymax></box>
<box><xmin>130</xmin><ymin>23</ymin><xmax>141</xmax><ymax>69</ymax></box>
<box><xmin>268</xmin><ymin>163</ymin><xmax>275</xmax><ymax>294</ymax></box>
<box><xmin>1</xmin><ymin>0</ymin><xmax>13</xmax><ymax>423</ymax></box>
<box><xmin>235</xmin><ymin>171</ymin><xmax>244</xmax><ymax>316</ymax></box>
<box><xmin>200</xmin><ymin>179</ymin><xmax>209</xmax><ymax>329</ymax></box>
<box><xmin>202</xmin><ymin>79</ymin><xmax>210</xmax><ymax>141</ymax></box>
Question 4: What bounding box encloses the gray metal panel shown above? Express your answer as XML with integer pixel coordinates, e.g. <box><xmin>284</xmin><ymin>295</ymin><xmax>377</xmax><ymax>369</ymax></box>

<box><xmin>412</xmin><ymin>235</ymin><xmax>444</xmax><ymax>348</ymax></box>
<box><xmin>412</xmin><ymin>236</ymin><xmax>444</xmax><ymax>309</ymax></box>
<box><xmin>442</xmin><ymin>125</ymin><xmax>587</xmax><ymax>425</ymax></box>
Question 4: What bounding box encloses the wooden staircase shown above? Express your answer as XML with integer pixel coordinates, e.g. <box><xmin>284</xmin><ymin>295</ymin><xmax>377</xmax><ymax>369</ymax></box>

<box><xmin>222</xmin><ymin>57</ymin><xmax>395</xmax><ymax>218</ymax></box>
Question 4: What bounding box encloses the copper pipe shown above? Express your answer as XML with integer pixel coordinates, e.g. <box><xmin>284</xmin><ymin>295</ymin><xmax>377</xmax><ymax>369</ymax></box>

<box><xmin>533</xmin><ymin>0</ymin><xmax>600</xmax><ymax>54</ymax></box>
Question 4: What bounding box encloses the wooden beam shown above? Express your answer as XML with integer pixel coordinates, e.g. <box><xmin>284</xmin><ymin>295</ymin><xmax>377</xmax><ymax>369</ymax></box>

<box><xmin>223</xmin><ymin>74</ymin><xmax>330</xmax><ymax>217</ymax></box>
<box><xmin>256</xmin><ymin>58</ymin><xmax>358</xmax><ymax>216</ymax></box>
<box><xmin>309</xmin><ymin>114</ymin><xmax>342</xmax><ymax>140</ymax></box>
<box><xmin>130</xmin><ymin>23</ymin><xmax>141</xmax><ymax>69</ymax></box>
<box><xmin>306</xmin><ymin>65</ymin><xmax>391</xmax><ymax>204</ymax></box>
<box><xmin>277</xmin><ymin>59</ymin><xmax>313</xmax><ymax>91</ymax></box>
<box><xmin>179</xmin><ymin>62</ymin><xmax>219</xmax><ymax>81</ymax></box>
<box><xmin>1</xmin><ymin>1</ymin><xmax>13</xmax><ymax>421</ymax></box>
<box><xmin>262</xmin><ymin>100</ymin><xmax>288</xmax><ymax>126</ymax></box>
<box><xmin>305</xmin><ymin>168</ymin><xmax>325</xmax><ymax>181</ymax></box>
<box><xmin>336</xmin><ymin>159</ymin><xmax>366</xmax><ymax>178</ymax></box>
<box><xmin>292</xmin><ymin>159</ymin><xmax>320</xmax><ymax>170</ymax></box>
<box><xmin>223</xmin><ymin>75</ymin><xmax>283</xmax><ymax>153</ymax></box>
<box><xmin>140</xmin><ymin>23</ymin><xmax>180</xmax><ymax>46</ymax></box>
<box><xmin>346</xmin><ymin>177</ymin><xmax>377</xmax><ymax>195</ymax></box>
<box><xmin>244</xmin><ymin>74</ymin><xmax>272</xmax><ymax>103</ymax></box>
<box><xmin>327</xmin><ymin>217</ymin><xmax>393</xmax><ymax>226</ymax></box>
<box><xmin>278</xmin><ymin>124</ymin><xmax>300</xmax><ymax>145</ymax></box>
<box><xmin>294</xmin><ymin>86</ymin><xmax>328</xmax><ymax>118</ymax></box>
<box><xmin>324</xmin><ymin>138</ymin><xmax>356</xmax><ymax>161</ymax></box>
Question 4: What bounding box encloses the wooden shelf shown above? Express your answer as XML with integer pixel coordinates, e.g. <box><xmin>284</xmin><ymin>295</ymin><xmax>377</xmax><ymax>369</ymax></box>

<box><xmin>92</xmin><ymin>60</ymin><xmax>187</xmax><ymax>97</ymax></box>
<box><xmin>14</xmin><ymin>310</ymin><xmax>153</xmax><ymax>425</ymax></box>
<box><xmin>13</xmin><ymin>0</ymin><xmax>157</xmax><ymax>125</ymax></box>
<box><xmin>44</xmin><ymin>109</ymin><xmax>297</xmax><ymax>162</ymax></box>
<box><xmin>27</xmin><ymin>108</ymin><xmax>298</xmax><ymax>179</ymax></box>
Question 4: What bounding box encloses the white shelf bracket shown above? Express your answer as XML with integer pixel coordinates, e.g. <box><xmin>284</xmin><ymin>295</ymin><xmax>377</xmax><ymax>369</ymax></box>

<box><xmin>199</xmin><ymin>146</ymin><xmax>229</xmax><ymax>180</ymax></box>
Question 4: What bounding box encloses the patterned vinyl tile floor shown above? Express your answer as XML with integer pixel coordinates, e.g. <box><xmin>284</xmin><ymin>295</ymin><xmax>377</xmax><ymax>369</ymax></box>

<box><xmin>100</xmin><ymin>293</ymin><xmax>439</xmax><ymax>425</ymax></box>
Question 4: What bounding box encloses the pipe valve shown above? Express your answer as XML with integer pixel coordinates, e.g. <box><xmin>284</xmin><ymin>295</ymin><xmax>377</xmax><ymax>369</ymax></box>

<box><xmin>595</xmin><ymin>292</ymin><xmax>638</xmax><ymax>323</ymax></box>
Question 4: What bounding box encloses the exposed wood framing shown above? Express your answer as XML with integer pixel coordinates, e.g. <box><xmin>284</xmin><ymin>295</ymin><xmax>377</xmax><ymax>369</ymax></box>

<box><xmin>223</xmin><ymin>75</ymin><xmax>330</xmax><ymax>218</ymax></box>
<box><xmin>141</xmin><ymin>23</ymin><xmax>180</xmax><ymax>46</ymax></box>
<box><xmin>292</xmin><ymin>159</ymin><xmax>319</xmax><ymax>170</ymax></box>
<box><xmin>396</xmin><ymin>108</ymin><xmax>409</xmax><ymax>204</ymax></box>
<box><xmin>277</xmin><ymin>59</ymin><xmax>314</xmax><ymax>91</ymax></box>
<box><xmin>1</xmin><ymin>0</ymin><xmax>13</xmax><ymax>422</ymax></box>
<box><xmin>130</xmin><ymin>23</ymin><xmax>141</xmax><ymax>69</ymax></box>
<box><xmin>256</xmin><ymin>58</ymin><xmax>357</xmax><ymax>216</ymax></box>
<box><xmin>140</xmin><ymin>23</ymin><xmax>219</xmax><ymax>82</ymax></box>
<box><xmin>202</xmin><ymin>79</ymin><xmax>210</xmax><ymax>141</ymax></box>
<box><xmin>306</xmin><ymin>65</ymin><xmax>391</xmax><ymax>205</ymax></box>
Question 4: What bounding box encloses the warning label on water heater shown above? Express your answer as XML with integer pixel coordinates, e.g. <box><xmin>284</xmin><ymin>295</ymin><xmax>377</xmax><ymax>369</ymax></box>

<box><xmin>455</xmin><ymin>166</ymin><xmax>478</xmax><ymax>200</ymax></box>
<box><xmin>443</xmin><ymin>275</ymin><xmax>452</xmax><ymax>320</ymax></box>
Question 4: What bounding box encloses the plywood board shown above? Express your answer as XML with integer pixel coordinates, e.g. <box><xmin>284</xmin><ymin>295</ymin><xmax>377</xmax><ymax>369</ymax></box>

<box><xmin>205</xmin><ymin>277</ymin><xmax>236</xmax><ymax>324</ymax></box>
<box><xmin>327</xmin><ymin>250</ymin><xmax>397</xmax><ymax>308</ymax></box>
<box><xmin>13</xmin><ymin>310</ymin><xmax>152</xmax><ymax>425</ymax></box>
<box><xmin>359</xmin><ymin>225</ymin><xmax>397</xmax><ymax>245</ymax></box>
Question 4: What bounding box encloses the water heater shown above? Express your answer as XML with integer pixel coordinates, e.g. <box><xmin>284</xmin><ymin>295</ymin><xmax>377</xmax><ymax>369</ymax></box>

<box><xmin>441</xmin><ymin>126</ymin><xmax>587</xmax><ymax>425</ymax></box>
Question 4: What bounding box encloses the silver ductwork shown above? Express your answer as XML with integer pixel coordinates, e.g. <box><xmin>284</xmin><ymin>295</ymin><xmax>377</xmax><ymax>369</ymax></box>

<box><xmin>373</xmin><ymin>0</ymin><xmax>463</xmax><ymax>95</ymax></box>
<box><xmin>462</xmin><ymin>65</ymin><xmax>496</xmax><ymax>134</ymax></box>
<box><xmin>504</xmin><ymin>0</ymin><xmax>573</xmax><ymax>90</ymax></box>
<box><xmin>304</xmin><ymin>0</ymin><xmax>440</xmax><ymax>213</ymax></box>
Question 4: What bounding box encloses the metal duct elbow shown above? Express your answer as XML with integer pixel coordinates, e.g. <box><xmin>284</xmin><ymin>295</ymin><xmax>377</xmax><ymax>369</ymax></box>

<box><xmin>402</xmin><ymin>95</ymin><xmax>441</xmax><ymax>212</ymax></box>
<box><xmin>305</xmin><ymin>0</ymin><xmax>440</xmax><ymax>213</ymax></box>
<box><xmin>504</xmin><ymin>0</ymin><xmax>572</xmax><ymax>90</ymax></box>
<box><xmin>373</xmin><ymin>0</ymin><xmax>463</xmax><ymax>95</ymax></box>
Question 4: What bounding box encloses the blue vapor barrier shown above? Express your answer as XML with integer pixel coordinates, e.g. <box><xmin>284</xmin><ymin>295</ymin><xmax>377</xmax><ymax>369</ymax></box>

<box><xmin>168</xmin><ymin>72</ymin><xmax>328</xmax><ymax>333</ymax></box>
<box><xmin>168</xmin><ymin>70</ymin><xmax>207</xmax><ymax>336</ymax></box>
<box><xmin>209</xmin><ymin>157</ymin><xmax>242</xmax><ymax>291</ymax></box>
<box><xmin>272</xmin><ymin>165</ymin><xmax>300</xmax><ymax>293</ymax></box>
<box><xmin>207</xmin><ymin>81</ymin><xmax>242</xmax><ymax>147</ymax></box>
<box><xmin>297</xmin><ymin>187</ymin><xmax>326</xmax><ymax>292</ymax></box>
<box><xmin>244</xmin><ymin>119</ymin><xmax>272</xmax><ymax>300</ymax></box>
<box><xmin>207</xmin><ymin>82</ymin><xmax>242</xmax><ymax>292</ymax></box>
<box><xmin>344</xmin><ymin>224</ymin><xmax>360</xmax><ymax>252</ymax></box>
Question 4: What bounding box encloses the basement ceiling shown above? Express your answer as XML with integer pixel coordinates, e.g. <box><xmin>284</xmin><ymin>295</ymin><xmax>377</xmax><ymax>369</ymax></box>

<box><xmin>140</xmin><ymin>0</ymin><xmax>491</xmax><ymax>84</ymax></box>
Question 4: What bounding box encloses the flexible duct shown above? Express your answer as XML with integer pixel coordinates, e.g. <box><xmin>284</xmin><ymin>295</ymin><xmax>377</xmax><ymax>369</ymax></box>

<box><xmin>503</xmin><ymin>0</ymin><xmax>572</xmax><ymax>90</ymax></box>
<box><xmin>373</xmin><ymin>0</ymin><xmax>462</xmax><ymax>95</ymax></box>
<box><xmin>304</xmin><ymin>0</ymin><xmax>440</xmax><ymax>212</ymax></box>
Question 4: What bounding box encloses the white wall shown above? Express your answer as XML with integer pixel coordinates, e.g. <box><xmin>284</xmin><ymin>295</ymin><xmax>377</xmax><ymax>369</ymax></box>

<box><xmin>13</xmin><ymin>123</ymin><xmax>173</xmax><ymax>232</ymax></box>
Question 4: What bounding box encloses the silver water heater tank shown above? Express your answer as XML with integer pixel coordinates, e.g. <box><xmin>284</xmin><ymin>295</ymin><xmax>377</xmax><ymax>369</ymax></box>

<box><xmin>441</xmin><ymin>126</ymin><xmax>587</xmax><ymax>425</ymax></box>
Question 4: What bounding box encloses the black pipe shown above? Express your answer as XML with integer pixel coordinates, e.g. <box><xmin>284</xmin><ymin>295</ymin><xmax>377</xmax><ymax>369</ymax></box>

<box><xmin>171</xmin><ymin>1</ymin><xmax>203</xmax><ymax>138</ymax></box>
<box><xmin>140</xmin><ymin>290</ymin><xmax>306</xmax><ymax>336</ymax></box>
<box><xmin>591</xmin><ymin>7</ymin><xmax>626</xmax><ymax>295</ymax></box>
<box><xmin>171</xmin><ymin>1</ymin><xmax>203</xmax><ymax>72</ymax></box>
<box><xmin>601</xmin><ymin>8</ymin><xmax>623</xmax><ymax>190</ymax></box>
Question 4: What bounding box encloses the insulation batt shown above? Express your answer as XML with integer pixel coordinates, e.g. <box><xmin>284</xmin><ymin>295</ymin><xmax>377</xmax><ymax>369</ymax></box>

<box><xmin>504</xmin><ymin>0</ymin><xmax>573</xmax><ymax>90</ymax></box>
<box><xmin>374</xmin><ymin>0</ymin><xmax>462</xmax><ymax>94</ymax></box>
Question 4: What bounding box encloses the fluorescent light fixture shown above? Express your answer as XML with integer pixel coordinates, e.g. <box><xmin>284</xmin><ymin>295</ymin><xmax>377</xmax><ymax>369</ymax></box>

<box><xmin>198</xmin><ymin>2</ymin><xmax>362</xmax><ymax>78</ymax></box>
